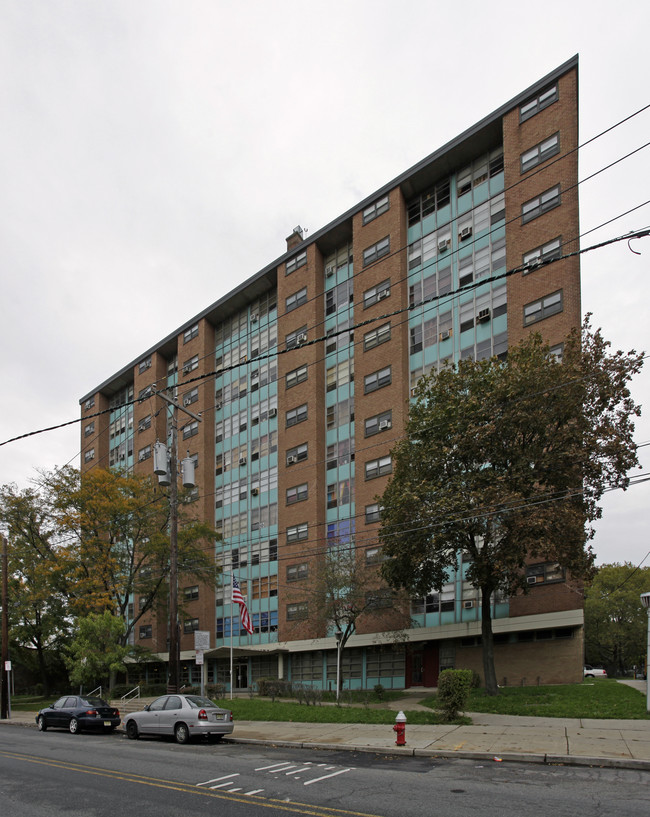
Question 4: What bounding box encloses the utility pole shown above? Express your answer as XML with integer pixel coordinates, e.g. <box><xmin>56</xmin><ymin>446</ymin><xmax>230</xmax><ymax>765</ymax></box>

<box><xmin>1</xmin><ymin>535</ymin><xmax>9</xmax><ymax>719</ymax></box>
<box><xmin>152</xmin><ymin>386</ymin><xmax>200</xmax><ymax>694</ymax></box>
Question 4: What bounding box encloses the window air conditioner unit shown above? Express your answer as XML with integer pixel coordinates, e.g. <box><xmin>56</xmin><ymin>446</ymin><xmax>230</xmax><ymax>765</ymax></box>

<box><xmin>410</xmin><ymin>387</ymin><xmax>417</xmax><ymax>397</ymax></box>
<box><xmin>269</xmin><ymin>407</ymin><xmax>277</xmax><ymax>418</ymax></box>
<box><xmin>239</xmin><ymin>456</ymin><xmax>247</xmax><ymax>466</ymax></box>
<box><xmin>378</xmin><ymin>290</ymin><xmax>389</xmax><ymax>300</ymax></box>
<box><xmin>440</xmin><ymin>330</ymin><xmax>451</xmax><ymax>341</ymax></box>
<box><xmin>287</xmin><ymin>455</ymin><xmax>297</xmax><ymax>465</ymax></box>
<box><xmin>251</xmin><ymin>370</ymin><xmax>259</xmax><ymax>378</ymax></box>
<box><xmin>379</xmin><ymin>419</ymin><xmax>391</xmax><ymax>430</ymax></box>
<box><xmin>477</xmin><ymin>308</ymin><xmax>491</xmax><ymax>322</ymax></box>
<box><xmin>215</xmin><ymin>402</ymin><xmax>222</xmax><ymax>410</ymax></box>
<box><xmin>251</xmin><ymin>313</ymin><xmax>258</xmax><ymax>322</ymax></box>
<box><xmin>297</xmin><ymin>333</ymin><xmax>307</xmax><ymax>344</ymax></box>
<box><xmin>438</xmin><ymin>239</ymin><xmax>450</xmax><ymax>252</ymax></box>
<box><xmin>325</xmin><ymin>266</ymin><xmax>335</xmax><ymax>277</ymax></box>
<box><xmin>183</xmin><ymin>397</ymin><xmax>192</xmax><ymax>406</ymax></box>
<box><xmin>463</xmin><ymin>600</ymin><xmax>474</xmax><ymax>609</ymax></box>
<box><xmin>527</xmin><ymin>576</ymin><xmax>538</xmax><ymax>585</ymax></box>
<box><xmin>459</xmin><ymin>226</ymin><xmax>473</xmax><ymax>240</ymax></box>
<box><xmin>251</xmin><ymin>487</ymin><xmax>259</xmax><ymax>496</ymax></box>
<box><xmin>240</xmin><ymin>355</ymin><xmax>248</xmax><ymax>363</ymax></box>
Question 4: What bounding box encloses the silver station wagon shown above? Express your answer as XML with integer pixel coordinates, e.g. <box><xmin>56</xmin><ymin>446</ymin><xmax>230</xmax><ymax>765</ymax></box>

<box><xmin>124</xmin><ymin>694</ymin><xmax>234</xmax><ymax>744</ymax></box>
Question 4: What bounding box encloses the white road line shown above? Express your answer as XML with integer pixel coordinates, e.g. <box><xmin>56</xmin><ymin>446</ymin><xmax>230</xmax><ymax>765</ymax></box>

<box><xmin>243</xmin><ymin>789</ymin><xmax>264</xmax><ymax>796</ymax></box>
<box><xmin>256</xmin><ymin>762</ymin><xmax>294</xmax><ymax>771</ymax></box>
<box><xmin>209</xmin><ymin>782</ymin><xmax>238</xmax><ymax>789</ymax></box>
<box><xmin>197</xmin><ymin>774</ymin><xmax>239</xmax><ymax>786</ymax></box>
<box><xmin>269</xmin><ymin>765</ymin><xmax>299</xmax><ymax>773</ymax></box>
<box><xmin>288</xmin><ymin>767</ymin><xmax>313</xmax><ymax>775</ymax></box>
<box><xmin>304</xmin><ymin>768</ymin><xmax>353</xmax><ymax>786</ymax></box>
<box><xmin>227</xmin><ymin>788</ymin><xmax>242</xmax><ymax>792</ymax></box>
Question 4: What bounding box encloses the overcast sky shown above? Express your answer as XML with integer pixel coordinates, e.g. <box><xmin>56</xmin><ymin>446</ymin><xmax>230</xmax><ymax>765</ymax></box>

<box><xmin>1</xmin><ymin>0</ymin><xmax>648</xmax><ymax>569</ymax></box>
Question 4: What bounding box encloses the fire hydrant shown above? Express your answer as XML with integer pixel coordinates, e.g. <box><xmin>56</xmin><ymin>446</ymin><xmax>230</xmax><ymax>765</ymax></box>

<box><xmin>393</xmin><ymin>710</ymin><xmax>407</xmax><ymax>745</ymax></box>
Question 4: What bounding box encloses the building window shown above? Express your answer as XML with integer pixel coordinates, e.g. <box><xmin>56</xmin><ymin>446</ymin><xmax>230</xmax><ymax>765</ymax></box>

<box><xmin>287</xmin><ymin>563</ymin><xmax>309</xmax><ymax>581</ymax></box>
<box><xmin>184</xmin><ymin>585</ymin><xmax>199</xmax><ymax>601</ymax></box>
<box><xmin>138</xmin><ymin>356</ymin><xmax>152</xmax><ymax>374</ymax></box>
<box><xmin>364</xmin><ymin>410</ymin><xmax>392</xmax><ymax>437</ymax></box>
<box><xmin>363</xmin><ymin>236</ymin><xmax>390</xmax><ymax>267</ymax></box>
<box><xmin>183</xmin><ymin>387</ymin><xmax>199</xmax><ymax>406</ymax></box>
<box><xmin>286</xmin><ymin>365</ymin><xmax>308</xmax><ymax>390</ymax></box>
<box><xmin>521</xmin><ymin>185</ymin><xmax>561</xmax><ymax>224</ymax></box>
<box><xmin>523</xmin><ymin>237</ymin><xmax>562</xmax><ymax>272</ymax></box>
<box><xmin>285</xmin><ymin>325</ymin><xmax>308</xmax><ymax>349</ymax></box>
<box><xmin>84</xmin><ymin>422</ymin><xmax>95</xmax><ymax>437</ymax></box>
<box><xmin>362</xmin><ymin>194</ymin><xmax>389</xmax><ymax>225</ymax></box>
<box><xmin>286</xmin><ymin>483</ymin><xmax>308</xmax><ymax>505</ymax></box>
<box><xmin>183</xmin><ymin>618</ymin><xmax>199</xmax><ymax>634</ymax></box>
<box><xmin>363</xmin><ymin>279</ymin><xmax>390</xmax><ymax>308</ymax></box>
<box><xmin>139</xmin><ymin>625</ymin><xmax>152</xmax><ymax>639</ymax></box>
<box><xmin>366</xmin><ymin>589</ymin><xmax>393</xmax><ymax>609</ymax></box>
<box><xmin>520</xmin><ymin>84</ymin><xmax>558</xmax><ymax>123</ymax></box>
<box><xmin>138</xmin><ymin>415</ymin><xmax>152</xmax><ymax>433</ymax></box>
<box><xmin>182</xmin><ymin>420</ymin><xmax>199</xmax><ymax>439</ymax></box>
<box><xmin>287</xmin><ymin>602</ymin><xmax>308</xmax><ymax>621</ymax></box>
<box><xmin>365</xmin><ymin>547</ymin><xmax>384</xmax><ymax>565</ymax></box>
<box><xmin>523</xmin><ymin>290</ymin><xmax>563</xmax><ymax>326</ymax></box>
<box><xmin>520</xmin><ymin>133</ymin><xmax>560</xmax><ymax>173</ymax></box>
<box><xmin>286</xmin><ymin>251</ymin><xmax>307</xmax><ymax>275</ymax></box>
<box><xmin>138</xmin><ymin>385</ymin><xmax>152</xmax><ymax>400</ymax></box>
<box><xmin>326</xmin><ymin>280</ymin><xmax>354</xmax><ymax>315</ymax></box>
<box><xmin>327</xmin><ymin>479</ymin><xmax>352</xmax><ymax>509</ymax></box>
<box><xmin>84</xmin><ymin>448</ymin><xmax>95</xmax><ymax>463</ymax></box>
<box><xmin>182</xmin><ymin>355</ymin><xmax>199</xmax><ymax>375</ymax></box>
<box><xmin>326</xmin><ymin>359</ymin><xmax>354</xmax><ymax>391</ymax></box>
<box><xmin>365</xmin><ymin>456</ymin><xmax>392</xmax><ymax>480</ymax></box>
<box><xmin>286</xmin><ymin>403</ymin><xmax>307</xmax><ymax>427</ymax></box>
<box><xmin>84</xmin><ymin>397</ymin><xmax>95</xmax><ymax>409</ymax></box>
<box><xmin>549</xmin><ymin>343</ymin><xmax>564</xmax><ymax>361</ymax></box>
<box><xmin>286</xmin><ymin>287</ymin><xmax>308</xmax><ymax>313</ymax></box>
<box><xmin>363</xmin><ymin>322</ymin><xmax>391</xmax><ymax>351</ymax></box>
<box><xmin>138</xmin><ymin>445</ymin><xmax>151</xmax><ymax>462</ymax></box>
<box><xmin>365</xmin><ymin>503</ymin><xmax>381</xmax><ymax>524</ymax></box>
<box><xmin>364</xmin><ymin>366</ymin><xmax>391</xmax><ymax>394</ymax></box>
<box><xmin>286</xmin><ymin>523</ymin><xmax>308</xmax><ymax>543</ymax></box>
<box><xmin>183</xmin><ymin>323</ymin><xmax>199</xmax><ymax>343</ymax></box>
<box><xmin>526</xmin><ymin>562</ymin><xmax>565</xmax><ymax>585</ymax></box>
<box><xmin>407</xmin><ymin>178</ymin><xmax>451</xmax><ymax>227</ymax></box>
<box><xmin>286</xmin><ymin>443</ymin><xmax>308</xmax><ymax>466</ymax></box>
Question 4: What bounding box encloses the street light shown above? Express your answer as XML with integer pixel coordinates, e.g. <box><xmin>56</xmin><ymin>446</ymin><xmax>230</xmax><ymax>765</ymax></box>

<box><xmin>335</xmin><ymin>629</ymin><xmax>343</xmax><ymax>702</ymax></box>
<box><xmin>640</xmin><ymin>592</ymin><xmax>650</xmax><ymax>713</ymax></box>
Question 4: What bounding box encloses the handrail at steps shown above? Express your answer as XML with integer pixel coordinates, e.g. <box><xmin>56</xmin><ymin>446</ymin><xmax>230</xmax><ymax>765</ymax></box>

<box><xmin>88</xmin><ymin>686</ymin><xmax>102</xmax><ymax>698</ymax></box>
<box><xmin>121</xmin><ymin>686</ymin><xmax>141</xmax><ymax>702</ymax></box>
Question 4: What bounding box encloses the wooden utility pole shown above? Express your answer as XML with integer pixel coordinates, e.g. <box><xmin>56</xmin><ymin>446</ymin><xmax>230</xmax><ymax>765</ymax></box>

<box><xmin>1</xmin><ymin>535</ymin><xmax>9</xmax><ymax>719</ymax></box>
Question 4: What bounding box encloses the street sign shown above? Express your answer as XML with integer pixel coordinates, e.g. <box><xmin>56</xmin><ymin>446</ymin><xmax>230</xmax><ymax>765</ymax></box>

<box><xmin>4</xmin><ymin>661</ymin><xmax>11</xmax><ymax>672</ymax></box>
<box><xmin>194</xmin><ymin>630</ymin><xmax>210</xmax><ymax>651</ymax></box>
<box><xmin>195</xmin><ymin>650</ymin><xmax>204</xmax><ymax>665</ymax></box>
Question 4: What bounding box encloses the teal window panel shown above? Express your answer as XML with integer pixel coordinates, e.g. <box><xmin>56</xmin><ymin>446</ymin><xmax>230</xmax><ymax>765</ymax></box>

<box><xmin>458</xmin><ymin>244</ymin><xmax>474</xmax><ymax>263</ymax></box>
<box><xmin>475</xmin><ymin>322</ymin><xmax>493</xmax><ymax>343</ymax></box>
<box><xmin>493</xmin><ymin>602</ymin><xmax>510</xmax><ymax>619</ymax></box>
<box><xmin>473</xmin><ymin>181</ymin><xmax>490</xmax><ymax>204</ymax></box>
<box><xmin>437</xmin><ymin>205</ymin><xmax>451</xmax><ymax>227</ymax></box>
<box><xmin>459</xmin><ymin>291</ymin><xmax>475</xmax><ymax>306</ymax></box>
<box><xmin>409</xmin><ymin>349</ymin><xmax>423</xmax><ymax>367</ymax></box>
<box><xmin>475</xmin><ymin>234</ymin><xmax>490</xmax><ymax>252</ymax></box>
<box><xmin>492</xmin><ymin>314</ymin><xmax>507</xmax><ymax>335</ymax></box>
<box><xmin>326</xmin><ymin>428</ymin><xmax>340</xmax><ymax>447</ymax></box>
<box><xmin>423</xmin><ymin>346</ymin><xmax>439</xmax><ymax>368</ymax></box>
<box><xmin>407</xmin><ymin>223</ymin><xmax>422</xmax><ymax>244</ymax></box>
<box><xmin>489</xmin><ymin>173</ymin><xmax>504</xmax><ymax>196</ymax></box>
<box><xmin>422</xmin><ymin>213</ymin><xmax>436</xmax><ymax>236</ymax></box>
<box><xmin>440</xmin><ymin>611</ymin><xmax>456</xmax><ymax>626</ymax></box>
<box><xmin>424</xmin><ymin>612</ymin><xmax>442</xmax><ymax>629</ymax></box>
<box><xmin>438</xmin><ymin>335</ymin><xmax>453</xmax><ymax>356</ymax></box>
<box><xmin>457</xmin><ymin>192</ymin><xmax>472</xmax><ymax>215</ymax></box>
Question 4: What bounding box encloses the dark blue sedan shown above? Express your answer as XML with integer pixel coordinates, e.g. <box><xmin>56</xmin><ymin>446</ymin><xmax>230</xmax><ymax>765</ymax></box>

<box><xmin>36</xmin><ymin>696</ymin><xmax>120</xmax><ymax>734</ymax></box>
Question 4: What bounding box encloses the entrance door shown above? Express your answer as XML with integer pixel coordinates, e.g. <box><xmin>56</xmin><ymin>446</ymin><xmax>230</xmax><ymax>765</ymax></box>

<box><xmin>235</xmin><ymin>660</ymin><xmax>248</xmax><ymax>690</ymax></box>
<box><xmin>411</xmin><ymin>651</ymin><xmax>424</xmax><ymax>685</ymax></box>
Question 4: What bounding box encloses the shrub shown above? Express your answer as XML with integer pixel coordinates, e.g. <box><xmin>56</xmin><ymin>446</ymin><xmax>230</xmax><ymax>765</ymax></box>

<box><xmin>374</xmin><ymin>683</ymin><xmax>385</xmax><ymax>700</ymax></box>
<box><xmin>206</xmin><ymin>683</ymin><xmax>226</xmax><ymax>699</ymax></box>
<box><xmin>436</xmin><ymin>669</ymin><xmax>474</xmax><ymax>721</ymax></box>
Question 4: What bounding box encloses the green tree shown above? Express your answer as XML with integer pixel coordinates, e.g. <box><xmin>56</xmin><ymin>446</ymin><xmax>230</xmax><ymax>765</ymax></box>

<box><xmin>65</xmin><ymin>611</ymin><xmax>130</xmax><ymax>690</ymax></box>
<box><xmin>44</xmin><ymin>466</ymin><xmax>219</xmax><ymax>647</ymax></box>
<box><xmin>0</xmin><ymin>484</ymin><xmax>72</xmax><ymax>694</ymax></box>
<box><xmin>379</xmin><ymin>319</ymin><xmax>643</xmax><ymax>695</ymax></box>
<box><xmin>584</xmin><ymin>562</ymin><xmax>650</xmax><ymax>675</ymax></box>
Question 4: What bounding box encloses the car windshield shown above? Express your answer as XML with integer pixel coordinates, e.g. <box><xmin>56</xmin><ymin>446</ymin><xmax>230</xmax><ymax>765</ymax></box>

<box><xmin>185</xmin><ymin>695</ymin><xmax>219</xmax><ymax>709</ymax></box>
<box><xmin>82</xmin><ymin>697</ymin><xmax>108</xmax><ymax>707</ymax></box>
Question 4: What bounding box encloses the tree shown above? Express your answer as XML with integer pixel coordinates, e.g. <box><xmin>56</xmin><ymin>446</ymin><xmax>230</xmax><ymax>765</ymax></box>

<box><xmin>0</xmin><ymin>484</ymin><xmax>72</xmax><ymax>694</ymax></box>
<box><xmin>43</xmin><ymin>466</ymin><xmax>219</xmax><ymax>647</ymax></box>
<box><xmin>379</xmin><ymin>319</ymin><xmax>643</xmax><ymax>695</ymax></box>
<box><xmin>311</xmin><ymin>543</ymin><xmax>408</xmax><ymax>698</ymax></box>
<box><xmin>65</xmin><ymin>611</ymin><xmax>130</xmax><ymax>690</ymax></box>
<box><xmin>584</xmin><ymin>563</ymin><xmax>650</xmax><ymax>675</ymax></box>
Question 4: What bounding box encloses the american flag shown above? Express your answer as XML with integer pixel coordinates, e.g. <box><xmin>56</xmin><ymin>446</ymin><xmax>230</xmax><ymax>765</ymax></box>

<box><xmin>232</xmin><ymin>576</ymin><xmax>254</xmax><ymax>635</ymax></box>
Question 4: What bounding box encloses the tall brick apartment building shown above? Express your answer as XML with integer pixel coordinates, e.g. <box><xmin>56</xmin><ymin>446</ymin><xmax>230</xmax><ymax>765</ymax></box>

<box><xmin>80</xmin><ymin>56</ymin><xmax>584</xmax><ymax>691</ymax></box>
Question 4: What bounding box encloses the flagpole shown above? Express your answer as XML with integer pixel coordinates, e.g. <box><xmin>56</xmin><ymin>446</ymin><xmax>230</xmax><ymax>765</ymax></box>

<box><xmin>230</xmin><ymin>573</ymin><xmax>234</xmax><ymax>701</ymax></box>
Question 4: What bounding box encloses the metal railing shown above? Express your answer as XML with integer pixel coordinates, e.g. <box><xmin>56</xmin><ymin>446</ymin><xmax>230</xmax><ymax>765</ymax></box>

<box><xmin>121</xmin><ymin>686</ymin><xmax>141</xmax><ymax>703</ymax></box>
<box><xmin>88</xmin><ymin>686</ymin><xmax>102</xmax><ymax>698</ymax></box>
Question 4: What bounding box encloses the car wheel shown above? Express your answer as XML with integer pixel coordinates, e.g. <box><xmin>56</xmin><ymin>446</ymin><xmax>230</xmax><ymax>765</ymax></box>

<box><xmin>174</xmin><ymin>723</ymin><xmax>190</xmax><ymax>745</ymax></box>
<box><xmin>37</xmin><ymin>715</ymin><xmax>47</xmax><ymax>732</ymax></box>
<box><xmin>585</xmin><ymin>674</ymin><xmax>594</xmax><ymax>678</ymax></box>
<box><xmin>69</xmin><ymin>717</ymin><xmax>81</xmax><ymax>735</ymax></box>
<box><xmin>126</xmin><ymin>720</ymin><xmax>139</xmax><ymax>740</ymax></box>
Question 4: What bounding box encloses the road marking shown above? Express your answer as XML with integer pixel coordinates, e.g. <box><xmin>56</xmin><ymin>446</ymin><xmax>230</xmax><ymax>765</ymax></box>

<box><xmin>288</xmin><ymin>767</ymin><xmax>313</xmax><ymax>775</ymax></box>
<box><xmin>209</xmin><ymin>782</ymin><xmax>238</xmax><ymax>789</ymax></box>
<box><xmin>197</xmin><ymin>774</ymin><xmax>239</xmax><ymax>786</ymax></box>
<box><xmin>227</xmin><ymin>788</ymin><xmax>242</xmax><ymax>792</ymax></box>
<box><xmin>243</xmin><ymin>789</ymin><xmax>264</xmax><ymax>796</ymax></box>
<box><xmin>256</xmin><ymin>762</ymin><xmax>295</xmax><ymax>770</ymax></box>
<box><xmin>304</xmin><ymin>768</ymin><xmax>353</xmax><ymax>786</ymax></box>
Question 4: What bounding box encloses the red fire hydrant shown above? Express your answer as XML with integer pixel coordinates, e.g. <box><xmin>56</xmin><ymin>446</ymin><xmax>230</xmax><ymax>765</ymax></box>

<box><xmin>393</xmin><ymin>710</ymin><xmax>407</xmax><ymax>745</ymax></box>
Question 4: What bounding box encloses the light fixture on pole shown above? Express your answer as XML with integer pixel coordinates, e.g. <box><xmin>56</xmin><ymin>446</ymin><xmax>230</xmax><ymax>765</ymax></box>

<box><xmin>640</xmin><ymin>592</ymin><xmax>650</xmax><ymax>713</ymax></box>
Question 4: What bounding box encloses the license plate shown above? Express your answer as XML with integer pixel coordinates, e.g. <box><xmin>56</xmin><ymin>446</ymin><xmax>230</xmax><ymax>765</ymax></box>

<box><xmin>103</xmin><ymin>721</ymin><xmax>112</xmax><ymax>727</ymax></box>
<box><xmin>213</xmin><ymin>713</ymin><xmax>225</xmax><ymax>721</ymax></box>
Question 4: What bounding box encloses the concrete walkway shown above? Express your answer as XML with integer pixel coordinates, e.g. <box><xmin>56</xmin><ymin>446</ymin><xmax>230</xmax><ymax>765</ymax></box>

<box><xmin>3</xmin><ymin>682</ymin><xmax>649</xmax><ymax>772</ymax></box>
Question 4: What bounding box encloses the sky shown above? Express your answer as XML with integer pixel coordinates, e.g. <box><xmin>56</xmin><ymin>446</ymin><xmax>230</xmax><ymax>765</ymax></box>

<box><xmin>1</xmin><ymin>0</ymin><xmax>648</xmax><ymax>569</ymax></box>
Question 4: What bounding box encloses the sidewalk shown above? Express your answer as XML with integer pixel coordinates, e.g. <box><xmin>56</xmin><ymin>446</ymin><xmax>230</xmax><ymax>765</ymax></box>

<box><xmin>3</xmin><ymin>706</ymin><xmax>650</xmax><ymax>771</ymax></box>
